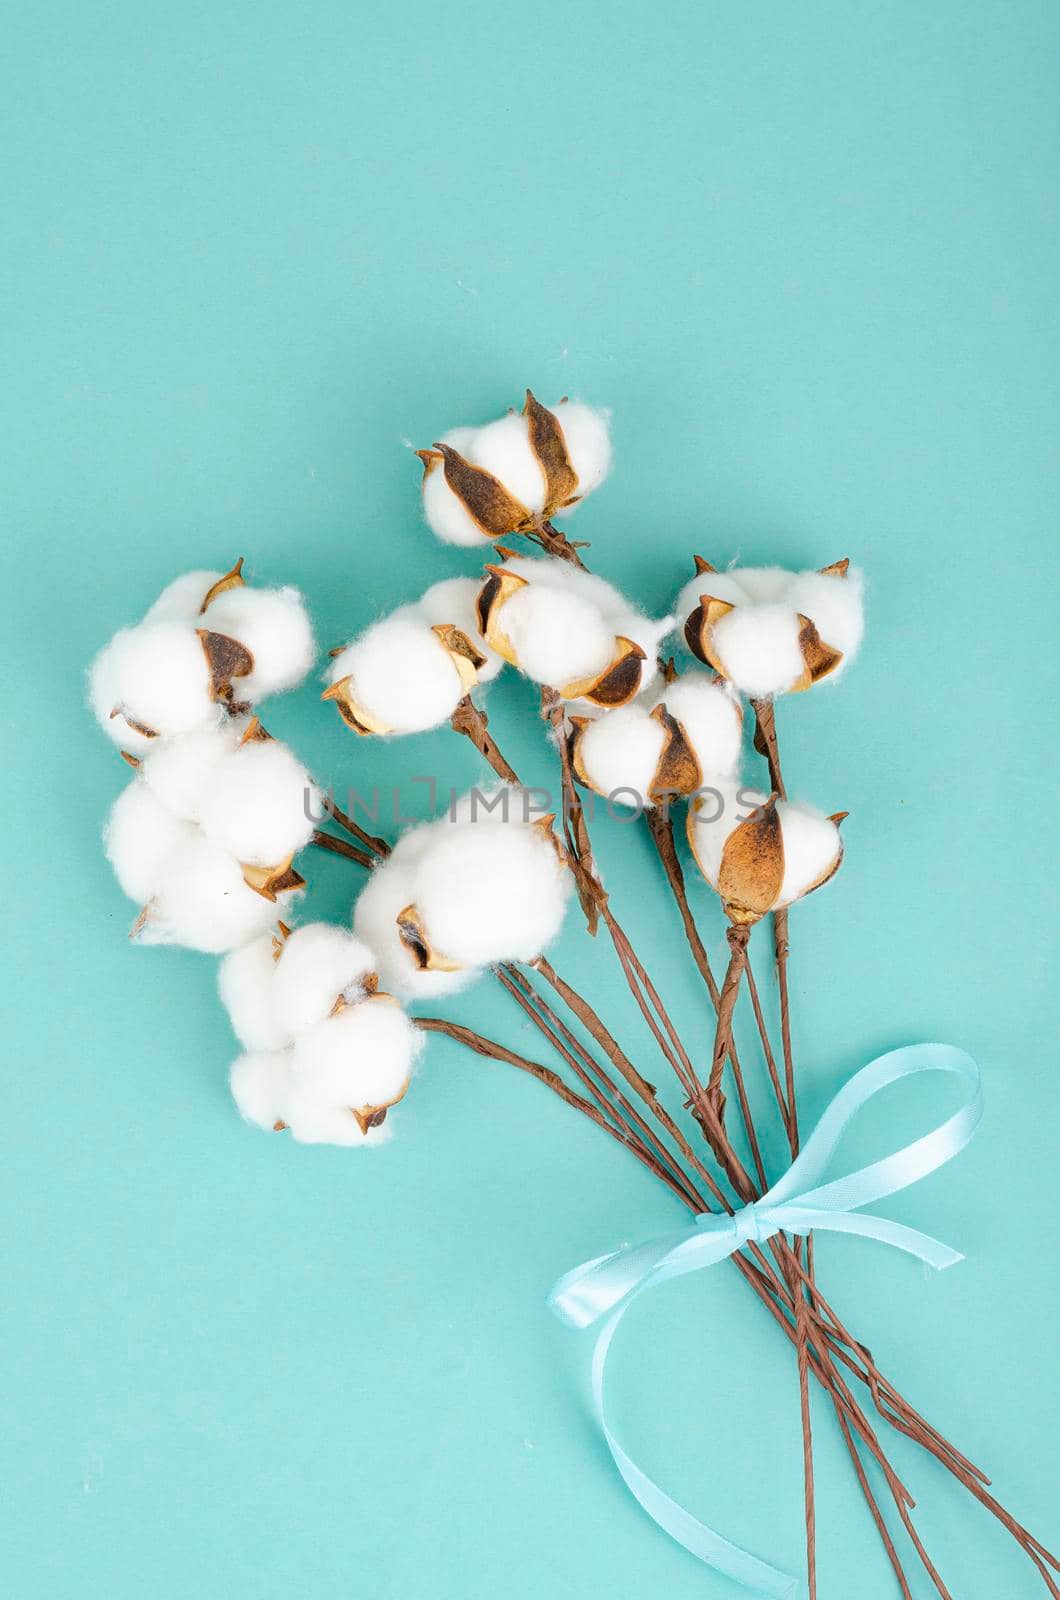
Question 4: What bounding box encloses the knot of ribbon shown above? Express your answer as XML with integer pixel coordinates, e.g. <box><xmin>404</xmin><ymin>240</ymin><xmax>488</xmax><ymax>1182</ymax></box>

<box><xmin>547</xmin><ymin>1043</ymin><xmax>983</xmax><ymax>1599</ymax></box>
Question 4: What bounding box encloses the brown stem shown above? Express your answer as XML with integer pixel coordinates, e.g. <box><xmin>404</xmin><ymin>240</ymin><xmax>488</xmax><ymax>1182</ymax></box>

<box><xmin>450</xmin><ymin>696</ymin><xmax>521</xmax><ymax>784</ymax></box>
<box><xmin>322</xmin><ymin>797</ymin><xmax>390</xmax><ymax>858</ymax></box>
<box><xmin>526</xmin><ymin>517</ymin><xmax>588</xmax><ymax>568</ymax></box>
<box><xmin>310</xmin><ymin>830</ymin><xmax>373</xmax><ymax>867</ymax></box>
<box><xmin>749</xmin><ymin>696</ymin><xmax>786</xmax><ymax>798</ymax></box>
<box><xmin>709</xmin><ymin>925</ymin><xmax>750</xmax><ymax>1104</ymax></box>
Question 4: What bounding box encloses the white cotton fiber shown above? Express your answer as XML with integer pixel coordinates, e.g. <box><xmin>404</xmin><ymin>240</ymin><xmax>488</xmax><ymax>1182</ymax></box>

<box><xmin>502</xmin><ymin>555</ymin><xmax>624</xmax><ymax>614</ymax></box>
<box><xmin>229</xmin><ymin>1051</ymin><xmax>291</xmax><ymax>1131</ymax></box>
<box><xmin>218</xmin><ymin>934</ymin><xmax>290</xmax><ymax>1052</ymax></box>
<box><xmin>469</xmin><ymin>413</ymin><xmax>546</xmax><ymax>512</ymax></box>
<box><xmin>656</xmin><ymin>675</ymin><xmax>742</xmax><ymax>780</ymax></box>
<box><xmin>283</xmin><ymin>1096</ymin><xmax>394</xmax><ymax>1148</ymax></box>
<box><xmin>104</xmin><ymin>781</ymin><xmax>196</xmax><ymax>904</ymax></box>
<box><xmin>776</xmin><ymin>802</ymin><xmax>843</xmax><ymax>906</ymax></box>
<box><xmin>785</xmin><ymin>568</ymin><xmax>865</xmax><ymax>663</ymax></box>
<box><xmin>136</xmin><ymin>835</ymin><xmax>301</xmax><ymax>954</ymax></box>
<box><xmin>197</xmin><ymin>739</ymin><xmax>318</xmax><ymax>867</ymax></box>
<box><xmin>200</xmin><ymin>585</ymin><xmax>315</xmax><ymax>701</ymax></box>
<box><xmin>143</xmin><ymin>570</ymin><xmax>225</xmax><ymax>624</ymax></box>
<box><xmin>551</xmin><ymin>401</ymin><xmax>612</xmax><ymax>500</ymax></box>
<box><xmin>416</xmin><ymin>576</ymin><xmax>504</xmax><ymax>683</ymax></box>
<box><xmin>272</xmin><ymin>924</ymin><xmax>378</xmax><ymax>1038</ymax></box>
<box><xmin>500</xmin><ymin>585</ymin><xmax>615</xmax><ymax>687</ymax></box>
<box><xmin>711</xmin><ymin>605</ymin><xmax>806</xmax><ymax>698</ymax></box>
<box><xmin>687</xmin><ymin>780</ymin><xmax>767</xmax><ymax>889</ymax></box>
<box><xmin>89</xmin><ymin>622</ymin><xmax>221</xmax><ymax>745</ymax></box>
<box><xmin>328</xmin><ymin>614</ymin><xmax>467</xmax><ymax>734</ymax></box>
<box><xmin>139</xmin><ymin>722</ymin><xmax>244</xmax><ymax>823</ymax></box>
<box><xmin>353</xmin><ymin>852</ymin><xmax>477</xmax><ymax>999</ymax></box>
<box><xmin>290</xmin><ymin>1000</ymin><xmax>421</xmax><ymax>1115</ymax></box>
<box><xmin>674</xmin><ymin>569</ymin><xmax>751</xmax><ymax>622</ymax></box>
<box><xmin>576</xmin><ymin>705</ymin><xmax>665</xmax><ymax>804</ymax></box>
<box><xmin>412</xmin><ymin>816</ymin><xmax>571</xmax><ymax>966</ymax></box>
<box><xmin>421</xmin><ymin>427</ymin><xmax>490</xmax><ymax>546</ymax></box>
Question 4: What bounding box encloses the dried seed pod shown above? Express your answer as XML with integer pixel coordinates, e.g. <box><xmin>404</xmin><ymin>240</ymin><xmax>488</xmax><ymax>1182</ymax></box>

<box><xmin>675</xmin><ymin>558</ymin><xmax>864</xmax><ymax>698</ymax></box>
<box><xmin>476</xmin><ymin>563</ymin><xmax>530</xmax><ymax>662</ymax></box>
<box><xmin>199</xmin><ymin>557</ymin><xmax>245</xmax><ymax>613</ymax></box>
<box><xmin>560</xmin><ymin>635</ymin><xmax>646</xmax><ymax>708</ymax></box>
<box><xmin>241</xmin><ymin>853</ymin><xmax>307</xmax><ymax>902</ymax></box>
<box><xmin>570</xmin><ymin>673</ymin><xmax>742</xmax><ymax>808</ymax></box>
<box><xmin>197</xmin><ymin>628</ymin><xmax>255</xmax><ymax>701</ymax></box>
<box><xmin>395</xmin><ymin>904</ymin><xmax>465</xmax><ymax>973</ymax></box>
<box><xmin>687</xmin><ymin>780</ymin><xmax>846</xmax><ymax>923</ymax></box>
<box><xmin>324</xmin><ymin>611</ymin><xmax>493</xmax><ymax>737</ymax></box>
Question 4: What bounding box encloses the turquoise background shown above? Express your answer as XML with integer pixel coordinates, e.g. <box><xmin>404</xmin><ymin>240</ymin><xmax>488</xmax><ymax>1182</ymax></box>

<box><xmin>3</xmin><ymin>3</ymin><xmax>1058</xmax><ymax>1596</ymax></box>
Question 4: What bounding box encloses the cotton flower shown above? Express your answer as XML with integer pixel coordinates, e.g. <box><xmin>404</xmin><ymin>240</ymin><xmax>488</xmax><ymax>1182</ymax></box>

<box><xmin>417</xmin><ymin>392</ymin><xmax>612</xmax><ymax>546</ymax></box>
<box><xmin>88</xmin><ymin>560</ymin><xmax>315</xmax><ymax>750</ymax></box>
<box><xmin>353</xmin><ymin>789</ymin><xmax>571</xmax><ymax>999</ymax></box>
<box><xmin>475</xmin><ymin>555</ymin><xmax>670</xmax><ymax>708</ymax></box>
<box><xmin>675</xmin><ymin>558</ymin><xmax>864</xmax><ymax>698</ymax></box>
<box><xmin>324</xmin><ymin>576</ymin><xmax>501</xmax><ymax>736</ymax></box>
<box><xmin>104</xmin><ymin>721</ymin><xmax>312</xmax><ymax>951</ymax></box>
<box><xmin>571</xmin><ymin>672</ymin><xmax>743</xmax><ymax>808</ymax></box>
<box><xmin>686</xmin><ymin>778</ymin><xmax>847</xmax><ymax>924</ymax></box>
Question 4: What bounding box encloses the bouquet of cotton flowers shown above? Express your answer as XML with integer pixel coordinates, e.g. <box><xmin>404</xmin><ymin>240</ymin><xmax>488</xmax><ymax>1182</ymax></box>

<box><xmin>89</xmin><ymin>394</ymin><xmax>1056</xmax><ymax>1600</ymax></box>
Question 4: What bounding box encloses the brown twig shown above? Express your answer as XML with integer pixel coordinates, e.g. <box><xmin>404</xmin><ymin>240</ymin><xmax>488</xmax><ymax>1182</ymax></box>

<box><xmin>310</xmin><ymin>830</ymin><xmax>373</xmax><ymax>867</ymax></box>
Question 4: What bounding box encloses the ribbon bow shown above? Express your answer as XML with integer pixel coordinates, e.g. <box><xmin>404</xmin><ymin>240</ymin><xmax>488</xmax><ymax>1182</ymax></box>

<box><xmin>548</xmin><ymin>1043</ymin><xmax>983</xmax><ymax>1598</ymax></box>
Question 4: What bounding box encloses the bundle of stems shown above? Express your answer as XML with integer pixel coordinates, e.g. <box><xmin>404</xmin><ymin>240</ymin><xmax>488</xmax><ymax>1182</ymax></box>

<box><xmin>311</xmin><ymin>523</ymin><xmax>1057</xmax><ymax>1599</ymax></box>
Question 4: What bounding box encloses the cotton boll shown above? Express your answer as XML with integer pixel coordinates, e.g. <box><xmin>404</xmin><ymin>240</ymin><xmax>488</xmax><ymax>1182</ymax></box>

<box><xmin>138</xmin><ymin>835</ymin><xmax>300</xmax><ymax>954</ymax></box>
<box><xmin>283</xmin><ymin>1096</ymin><xmax>393</xmax><ymax>1148</ymax></box>
<box><xmin>328</xmin><ymin>615</ymin><xmax>467</xmax><ymax>734</ymax></box>
<box><xmin>711</xmin><ymin>605</ymin><xmax>806</xmax><ymax>697</ymax></box>
<box><xmin>421</xmin><ymin>427</ymin><xmax>492</xmax><ymax>546</ymax></box>
<box><xmin>786</xmin><ymin>568</ymin><xmax>865</xmax><ymax>663</ymax></box>
<box><xmin>197</xmin><ymin>740</ymin><xmax>318</xmax><ymax>867</ymax></box>
<box><xmin>140</xmin><ymin>722</ymin><xmax>244</xmax><ymax>823</ymax></box>
<box><xmin>290</xmin><ymin>1000</ymin><xmax>422</xmax><ymax>1118</ymax></box>
<box><xmin>502</xmin><ymin>555</ymin><xmax>625</xmax><ymax>615</ymax></box>
<box><xmin>687</xmin><ymin>780</ymin><xmax>767</xmax><ymax>889</ymax></box>
<box><xmin>353</xmin><ymin>853</ymin><xmax>478</xmax><ymax>1000</ymax></box>
<box><xmin>469</xmin><ymin>413</ymin><xmax>546</xmax><ymax>512</ymax></box>
<box><xmin>89</xmin><ymin>622</ymin><xmax>221</xmax><ymax>745</ymax></box>
<box><xmin>776</xmin><ymin>802</ymin><xmax>843</xmax><ymax>906</ymax></box>
<box><xmin>413</xmin><ymin>820</ymin><xmax>571</xmax><ymax>966</ymax></box>
<box><xmin>272</xmin><ymin>924</ymin><xmax>378</xmax><ymax>1038</ymax></box>
<box><xmin>229</xmin><ymin>1051</ymin><xmax>291</xmax><ymax>1131</ymax></box>
<box><xmin>218</xmin><ymin>934</ymin><xmax>290</xmax><ymax>1052</ymax></box>
<box><xmin>674</xmin><ymin>569</ymin><xmax>751</xmax><ymax>623</ymax></box>
<box><xmin>500</xmin><ymin>584</ymin><xmax>615</xmax><ymax>687</ymax></box>
<box><xmin>143</xmin><ymin>570</ymin><xmax>224</xmax><ymax>623</ymax></box>
<box><xmin>551</xmin><ymin>401</ymin><xmax>612</xmax><ymax>500</ymax></box>
<box><xmin>576</xmin><ymin>706</ymin><xmax>665</xmax><ymax>806</ymax></box>
<box><xmin>200</xmin><ymin>586</ymin><xmax>315</xmax><ymax>701</ymax></box>
<box><xmin>728</xmin><ymin>567</ymin><xmax>792</xmax><ymax>604</ymax></box>
<box><xmin>657</xmin><ymin>676</ymin><xmax>742</xmax><ymax>780</ymax></box>
<box><xmin>416</xmin><ymin>577</ymin><xmax>504</xmax><ymax>684</ymax></box>
<box><xmin>104</xmin><ymin>781</ymin><xmax>197</xmax><ymax>903</ymax></box>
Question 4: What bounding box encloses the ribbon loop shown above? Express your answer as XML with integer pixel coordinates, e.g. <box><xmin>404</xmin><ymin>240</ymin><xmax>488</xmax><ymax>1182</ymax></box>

<box><xmin>549</xmin><ymin>1043</ymin><xmax>982</xmax><ymax>1598</ymax></box>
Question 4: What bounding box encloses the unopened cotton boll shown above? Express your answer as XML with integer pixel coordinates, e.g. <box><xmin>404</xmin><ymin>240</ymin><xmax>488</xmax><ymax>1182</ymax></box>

<box><xmin>200</xmin><ymin>585</ymin><xmax>315</xmax><ymax>701</ymax></box>
<box><xmin>677</xmin><ymin>558</ymin><xmax>864</xmax><ymax>697</ymax></box>
<box><xmin>136</xmin><ymin>835</ymin><xmax>302</xmax><ymax>954</ymax></box>
<box><xmin>104</xmin><ymin>780</ymin><xmax>197</xmax><ymax>903</ymax></box>
<box><xmin>325</xmin><ymin>613</ymin><xmax>478</xmax><ymax>736</ymax></box>
<box><xmin>197</xmin><ymin>738</ymin><xmax>318</xmax><ymax>867</ymax></box>
<box><xmin>271</xmin><ymin>924</ymin><xmax>378</xmax><ymax>1038</ymax></box>
<box><xmin>218</xmin><ymin>934</ymin><xmax>291</xmax><ymax>1052</ymax></box>
<box><xmin>687</xmin><ymin>780</ymin><xmax>846</xmax><ymax>924</ymax></box>
<box><xmin>289</xmin><ymin>999</ymin><xmax>422</xmax><ymax>1133</ymax></box>
<box><xmin>89</xmin><ymin>622</ymin><xmax>221</xmax><ymax>747</ymax></box>
<box><xmin>229</xmin><ymin>1051</ymin><xmax>292</xmax><ymax>1131</ymax></box>
<box><xmin>139</xmin><ymin>722</ymin><xmax>244</xmax><ymax>823</ymax></box>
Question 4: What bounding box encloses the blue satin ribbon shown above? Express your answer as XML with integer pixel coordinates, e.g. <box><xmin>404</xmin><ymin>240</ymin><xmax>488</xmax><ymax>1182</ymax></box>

<box><xmin>548</xmin><ymin>1043</ymin><xmax>983</xmax><ymax>1598</ymax></box>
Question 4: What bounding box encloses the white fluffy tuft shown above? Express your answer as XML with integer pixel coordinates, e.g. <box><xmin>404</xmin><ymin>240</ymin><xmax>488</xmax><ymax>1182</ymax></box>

<box><xmin>415</xmin><ymin>576</ymin><xmax>504</xmax><ymax>683</ymax></box>
<box><xmin>89</xmin><ymin>623</ymin><xmax>220</xmax><ymax>745</ymax></box>
<box><xmin>136</xmin><ymin>834</ymin><xmax>302</xmax><ymax>954</ymax></box>
<box><xmin>271</xmin><ymin>924</ymin><xmax>378</xmax><ymax>1038</ymax></box>
<box><xmin>576</xmin><ymin>705</ymin><xmax>665</xmax><ymax>806</ymax></box>
<box><xmin>229</xmin><ymin>1051</ymin><xmax>291</xmax><ymax>1131</ymax></box>
<box><xmin>218</xmin><ymin>935</ymin><xmax>290</xmax><ymax>1052</ymax></box>
<box><xmin>290</xmin><ymin>1000</ymin><xmax>422</xmax><ymax>1115</ymax></box>
<box><xmin>328</xmin><ymin>614</ymin><xmax>467</xmax><ymax>733</ymax></box>
<box><xmin>654</xmin><ymin>674</ymin><xmax>743</xmax><ymax>780</ymax></box>
<box><xmin>469</xmin><ymin>413</ymin><xmax>546</xmax><ymax>511</ymax></box>
<box><xmin>197</xmin><ymin>739</ymin><xmax>318</xmax><ymax>867</ymax></box>
<box><xmin>104</xmin><ymin>781</ymin><xmax>197</xmax><ymax>903</ymax></box>
<box><xmin>143</xmin><ymin>570</ymin><xmax>225</xmax><ymax>623</ymax></box>
<box><xmin>775</xmin><ymin>802</ymin><xmax>843</xmax><ymax>906</ymax></box>
<box><xmin>552</xmin><ymin>401</ymin><xmax>612</xmax><ymax>500</ymax></box>
<box><xmin>200</xmin><ymin>585</ymin><xmax>315</xmax><ymax>701</ymax></box>
<box><xmin>711</xmin><ymin>605</ymin><xmax>806</xmax><ymax>697</ymax></box>
<box><xmin>139</xmin><ymin>723</ymin><xmax>244</xmax><ymax>823</ymax></box>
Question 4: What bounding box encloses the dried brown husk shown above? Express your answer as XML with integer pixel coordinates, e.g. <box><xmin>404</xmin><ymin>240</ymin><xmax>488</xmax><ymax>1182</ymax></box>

<box><xmin>648</xmin><ymin>705</ymin><xmax>702</xmax><ymax>800</ymax></box>
<box><xmin>523</xmin><ymin>389</ymin><xmax>580</xmax><ymax>515</ymax></box>
<box><xmin>395</xmin><ymin>904</ymin><xmax>464</xmax><ymax>974</ymax></box>
<box><xmin>197</xmin><ymin>628</ymin><xmax>254</xmax><ymax>702</ymax></box>
<box><xmin>199</xmin><ymin>557</ymin><xmax>245</xmax><ymax>612</ymax></box>
<box><xmin>686</xmin><ymin>793</ymin><xmax>786</xmax><ymax>925</ymax></box>
<box><xmin>475</xmin><ymin>564</ymin><xmax>529</xmax><ymax>663</ymax></box>
<box><xmin>109</xmin><ymin>707</ymin><xmax>159</xmax><ymax>741</ymax></box>
<box><xmin>417</xmin><ymin>443</ymin><xmax>533</xmax><ymax>538</ymax></box>
<box><xmin>430</xmin><ymin>623</ymin><xmax>487</xmax><ymax>692</ymax></box>
<box><xmin>350</xmin><ymin>1073</ymin><xmax>411</xmax><ymax>1137</ymax></box>
<box><xmin>560</xmin><ymin>636</ymin><xmax>646</xmax><ymax>708</ymax></box>
<box><xmin>241</xmin><ymin>853</ymin><xmax>307</xmax><ymax>903</ymax></box>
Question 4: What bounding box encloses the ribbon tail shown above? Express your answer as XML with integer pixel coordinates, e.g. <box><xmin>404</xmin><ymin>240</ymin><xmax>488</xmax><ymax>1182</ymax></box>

<box><xmin>590</xmin><ymin>1307</ymin><xmax>798</xmax><ymax>1599</ymax></box>
<box><xmin>777</xmin><ymin>1207</ymin><xmax>964</xmax><ymax>1270</ymax></box>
